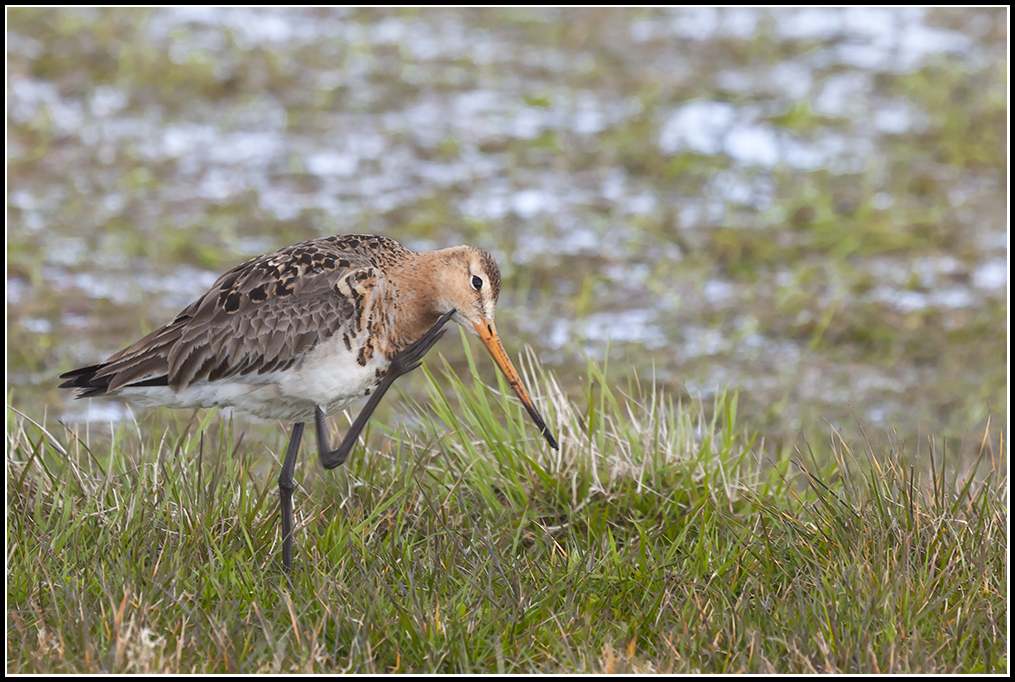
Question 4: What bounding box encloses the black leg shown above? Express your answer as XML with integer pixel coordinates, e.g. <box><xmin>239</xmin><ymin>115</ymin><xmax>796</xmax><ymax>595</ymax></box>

<box><xmin>279</xmin><ymin>421</ymin><xmax>304</xmax><ymax>571</ymax></box>
<box><xmin>317</xmin><ymin>309</ymin><xmax>456</xmax><ymax>470</ymax></box>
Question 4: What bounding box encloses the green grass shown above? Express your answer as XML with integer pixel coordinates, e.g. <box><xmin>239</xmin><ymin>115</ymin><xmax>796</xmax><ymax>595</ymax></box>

<box><xmin>6</xmin><ymin>339</ymin><xmax>1007</xmax><ymax>673</ymax></box>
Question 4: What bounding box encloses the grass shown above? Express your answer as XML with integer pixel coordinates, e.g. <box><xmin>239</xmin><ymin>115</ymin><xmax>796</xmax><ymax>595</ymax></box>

<box><xmin>6</xmin><ymin>336</ymin><xmax>1008</xmax><ymax>673</ymax></box>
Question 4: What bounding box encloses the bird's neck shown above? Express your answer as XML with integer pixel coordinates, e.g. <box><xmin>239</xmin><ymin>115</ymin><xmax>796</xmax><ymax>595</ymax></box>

<box><xmin>380</xmin><ymin>250</ymin><xmax>453</xmax><ymax>358</ymax></box>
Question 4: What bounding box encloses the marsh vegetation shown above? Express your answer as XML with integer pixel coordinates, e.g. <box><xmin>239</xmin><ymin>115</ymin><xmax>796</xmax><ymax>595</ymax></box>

<box><xmin>6</xmin><ymin>8</ymin><xmax>1008</xmax><ymax>673</ymax></box>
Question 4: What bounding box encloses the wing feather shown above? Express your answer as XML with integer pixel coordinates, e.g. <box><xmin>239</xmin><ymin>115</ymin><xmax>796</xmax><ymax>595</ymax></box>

<box><xmin>60</xmin><ymin>235</ymin><xmax>409</xmax><ymax>397</ymax></box>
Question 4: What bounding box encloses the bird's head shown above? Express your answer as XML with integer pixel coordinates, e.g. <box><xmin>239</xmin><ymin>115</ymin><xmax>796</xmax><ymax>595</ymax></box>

<box><xmin>431</xmin><ymin>246</ymin><xmax>558</xmax><ymax>451</ymax></box>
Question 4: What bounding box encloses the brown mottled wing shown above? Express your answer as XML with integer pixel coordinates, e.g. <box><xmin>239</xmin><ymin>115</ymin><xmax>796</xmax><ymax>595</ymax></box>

<box><xmin>61</xmin><ymin>237</ymin><xmax>393</xmax><ymax>395</ymax></box>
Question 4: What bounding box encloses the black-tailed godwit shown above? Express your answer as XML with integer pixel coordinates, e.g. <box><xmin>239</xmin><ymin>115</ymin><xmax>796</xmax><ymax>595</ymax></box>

<box><xmin>60</xmin><ymin>233</ymin><xmax>558</xmax><ymax>570</ymax></box>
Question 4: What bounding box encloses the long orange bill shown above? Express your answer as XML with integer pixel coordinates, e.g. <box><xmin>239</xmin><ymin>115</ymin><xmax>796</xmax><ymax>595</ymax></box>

<box><xmin>473</xmin><ymin>319</ymin><xmax>559</xmax><ymax>450</ymax></box>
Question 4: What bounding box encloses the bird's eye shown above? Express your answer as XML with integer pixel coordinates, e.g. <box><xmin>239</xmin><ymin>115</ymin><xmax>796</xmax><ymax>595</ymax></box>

<box><xmin>471</xmin><ymin>275</ymin><xmax>483</xmax><ymax>290</ymax></box>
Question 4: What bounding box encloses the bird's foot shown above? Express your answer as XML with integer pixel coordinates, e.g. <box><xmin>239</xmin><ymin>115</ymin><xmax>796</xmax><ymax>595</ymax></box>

<box><xmin>388</xmin><ymin>308</ymin><xmax>456</xmax><ymax>377</ymax></box>
<box><xmin>316</xmin><ymin>309</ymin><xmax>456</xmax><ymax>469</ymax></box>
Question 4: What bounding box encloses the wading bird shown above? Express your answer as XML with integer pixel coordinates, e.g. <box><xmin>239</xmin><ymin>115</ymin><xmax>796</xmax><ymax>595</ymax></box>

<box><xmin>60</xmin><ymin>234</ymin><xmax>558</xmax><ymax>570</ymax></box>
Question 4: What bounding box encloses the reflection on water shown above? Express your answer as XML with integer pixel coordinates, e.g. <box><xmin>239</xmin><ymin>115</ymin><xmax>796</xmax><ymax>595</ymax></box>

<box><xmin>7</xmin><ymin>8</ymin><xmax>1007</xmax><ymax>450</ymax></box>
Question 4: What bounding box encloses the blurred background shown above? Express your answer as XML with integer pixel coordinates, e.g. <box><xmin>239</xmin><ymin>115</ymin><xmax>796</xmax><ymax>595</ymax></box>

<box><xmin>7</xmin><ymin>8</ymin><xmax>1008</xmax><ymax>461</ymax></box>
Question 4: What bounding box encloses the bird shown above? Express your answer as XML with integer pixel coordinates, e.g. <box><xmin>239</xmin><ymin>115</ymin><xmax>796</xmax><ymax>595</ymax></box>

<box><xmin>59</xmin><ymin>233</ymin><xmax>559</xmax><ymax>570</ymax></box>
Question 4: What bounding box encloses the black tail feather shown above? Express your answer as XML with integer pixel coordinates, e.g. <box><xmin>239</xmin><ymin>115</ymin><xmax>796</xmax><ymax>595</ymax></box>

<box><xmin>59</xmin><ymin>365</ymin><xmax>168</xmax><ymax>398</ymax></box>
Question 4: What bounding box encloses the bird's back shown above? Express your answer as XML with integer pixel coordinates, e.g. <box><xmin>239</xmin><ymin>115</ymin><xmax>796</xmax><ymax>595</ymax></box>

<box><xmin>60</xmin><ymin>234</ymin><xmax>415</xmax><ymax>420</ymax></box>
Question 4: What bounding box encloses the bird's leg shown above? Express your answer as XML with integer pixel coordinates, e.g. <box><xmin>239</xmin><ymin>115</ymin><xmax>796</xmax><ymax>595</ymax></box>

<box><xmin>278</xmin><ymin>421</ymin><xmax>304</xmax><ymax>571</ymax></box>
<box><xmin>317</xmin><ymin>308</ymin><xmax>456</xmax><ymax>470</ymax></box>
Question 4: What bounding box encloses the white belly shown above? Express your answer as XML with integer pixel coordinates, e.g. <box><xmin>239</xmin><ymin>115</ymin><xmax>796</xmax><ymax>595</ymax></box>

<box><xmin>115</xmin><ymin>334</ymin><xmax>391</xmax><ymax>423</ymax></box>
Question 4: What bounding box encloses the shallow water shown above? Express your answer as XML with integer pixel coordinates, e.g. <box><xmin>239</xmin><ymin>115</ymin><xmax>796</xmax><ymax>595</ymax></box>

<box><xmin>8</xmin><ymin>8</ymin><xmax>1008</xmax><ymax>455</ymax></box>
